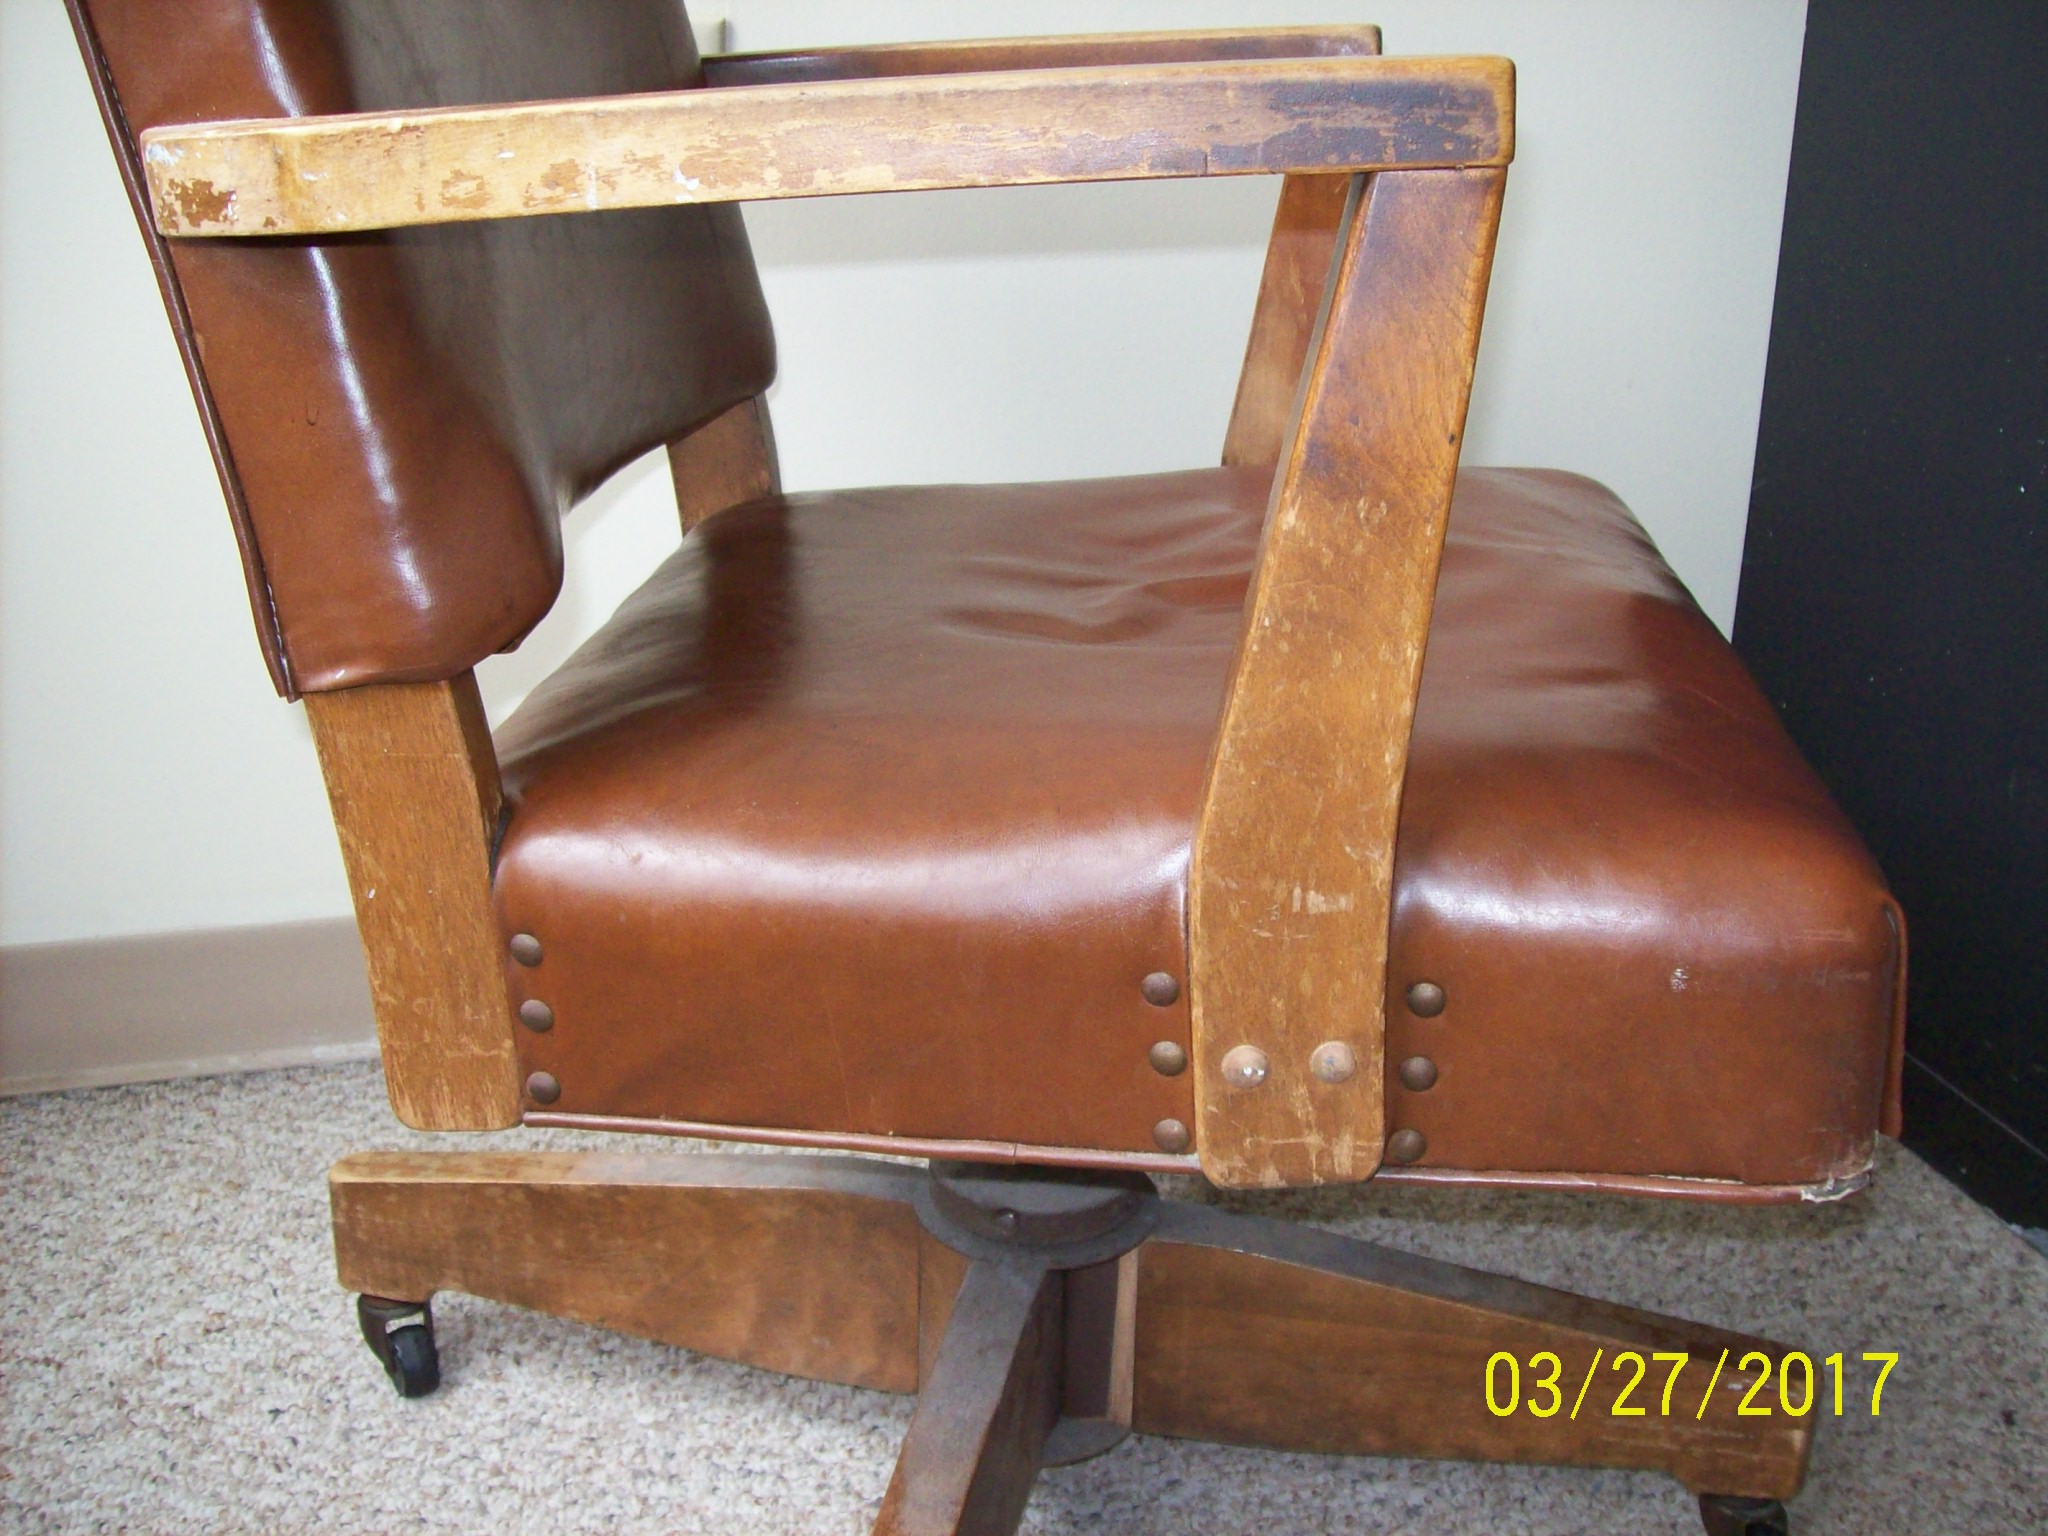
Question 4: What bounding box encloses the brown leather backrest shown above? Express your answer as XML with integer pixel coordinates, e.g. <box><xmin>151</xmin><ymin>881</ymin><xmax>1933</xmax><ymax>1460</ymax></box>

<box><xmin>69</xmin><ymin>0</ymin><xmax>775</xmax><ymax>694</ymax></box>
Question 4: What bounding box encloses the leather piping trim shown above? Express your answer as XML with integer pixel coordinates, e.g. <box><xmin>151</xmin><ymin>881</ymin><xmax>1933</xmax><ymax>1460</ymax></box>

<box><xmin>63</xmin><ymin>0</ymin><xmax>293</xmax><ymax>696</ymax></box>
<box><xmin>522</xmin><ymin>1113</ymin><xmax>1202</xmax><ymax>1173</ymax></box>
<box><xmin>525</xmin><ymin>1110</ymin><xmax>1877</xmax><ymax>1204</ymax></box>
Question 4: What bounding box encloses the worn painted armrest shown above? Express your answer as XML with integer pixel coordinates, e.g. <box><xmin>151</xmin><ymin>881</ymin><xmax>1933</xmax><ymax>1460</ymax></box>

<box><xmin>140</xmin><ymin>54</ymin><xmax>1511</xmax><ymax>237</ymax></box>
<box><xmin>699</xmin><ymin>24</ymin><xmax>1380</xmax><ymax>87</ymax></box>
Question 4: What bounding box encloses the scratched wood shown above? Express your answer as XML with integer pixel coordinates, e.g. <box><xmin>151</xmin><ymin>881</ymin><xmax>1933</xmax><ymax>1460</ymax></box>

<box><xmin>667</xmin><ymin>395</ymin><xmax>780</xmax><ymax>533</ymax></box>
<box><xmin>304</xmin><ymin>673</ymin><xmax>521</xmax><ymax>1129</ymax></box>
<box><xmin>138</xmin><ymin>56</ymin><xmax>1512</xmax><ymax>237</ymax></box>
<box><xmin>1132</xmin><ymin>1202</ymin><xmax>1814</xmax><ymax>1499</ymax></box>
<box><xmin>703</xmin><ymin>25</ymin><xmax>1381</xmax><ymax>88</ymax></box>
<box><xmin>1188</xmin><ymin>168</ymin><xmax>1508</xmax><ymax>1189</ymax></box>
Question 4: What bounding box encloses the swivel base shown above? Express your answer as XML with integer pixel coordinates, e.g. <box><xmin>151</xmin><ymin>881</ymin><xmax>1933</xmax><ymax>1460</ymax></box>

<box><xmin>332</xmin><ymin>1150</ymin><xmax>1814</xmax><ymax>1534</ymax></box>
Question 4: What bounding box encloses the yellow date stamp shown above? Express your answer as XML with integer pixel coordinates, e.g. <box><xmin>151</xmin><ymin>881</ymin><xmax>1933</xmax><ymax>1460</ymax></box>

<box><xmin>1484</xmin><ymin>1349</ymin><xmax>1898</xmax><ymax>1420</ymax></box>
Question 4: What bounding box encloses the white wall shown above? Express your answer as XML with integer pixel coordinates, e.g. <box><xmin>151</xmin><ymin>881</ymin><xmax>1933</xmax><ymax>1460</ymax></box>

<box><xmin>0</xmin><ymin>0</ymin><xmax>1807</xmax><ymax>947</ymax></box>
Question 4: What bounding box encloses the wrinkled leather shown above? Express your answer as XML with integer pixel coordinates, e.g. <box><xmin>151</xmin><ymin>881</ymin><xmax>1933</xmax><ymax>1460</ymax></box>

<box><xmin>494</xmin><ymin>467</ymin><xmax>1904</xmax><ymax>1186</ymax></box>
<box><xmin>70</xmin><ymin>0</ymin><xmax>774</xmax><ymax>694</ymax></box>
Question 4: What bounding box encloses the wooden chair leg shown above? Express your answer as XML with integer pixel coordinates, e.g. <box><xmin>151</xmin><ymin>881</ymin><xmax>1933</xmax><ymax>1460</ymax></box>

<box><xmin>330</xmin><ymin>1150</ymin><xmax>933</xmax><ymax>1393</ymax></box>
<box><xmin>873</xmin><ymin>1259</ymin><xmax>1063</xmax><ymax>1536</ymax></box>
<box><xmin>1129</xmin><ymin>1202</ymin><xmax>1814</xmax><ymax>1503</ymax></box>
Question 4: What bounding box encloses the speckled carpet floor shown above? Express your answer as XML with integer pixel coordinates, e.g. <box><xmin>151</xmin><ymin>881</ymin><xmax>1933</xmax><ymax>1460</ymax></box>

<box><xmin>3</xmin><ymin>1063</ymin><xmax>2043</xmax><ymax>1535</ymax></box>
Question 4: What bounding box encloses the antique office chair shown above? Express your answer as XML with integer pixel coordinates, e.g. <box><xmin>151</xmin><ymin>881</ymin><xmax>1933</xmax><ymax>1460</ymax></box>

<box><xmin>72</xmin><ymin>4</ymin><xmax>1904</xmax><ymax>1533</ymax></box>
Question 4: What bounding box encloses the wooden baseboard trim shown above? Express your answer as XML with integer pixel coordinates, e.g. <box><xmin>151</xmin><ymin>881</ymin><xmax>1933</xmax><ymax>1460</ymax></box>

<box><xmin>0</xmin><ymin>917</ymin><xmax>375</xmax><ymax>1097</ymax></box>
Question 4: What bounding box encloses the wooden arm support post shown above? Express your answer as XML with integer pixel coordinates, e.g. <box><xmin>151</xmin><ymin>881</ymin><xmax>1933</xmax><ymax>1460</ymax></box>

<box><xmin>304</xmin><ymin>673</ymin><xmax>521</xmax><ymax>1130</ymax></box>
<box><xmin>1192</xmin><ymin>167</ymin><xmax>1507</xmax><ymax>1187</ymax></box>
<box><xmin>1224</xmin><ymin>173</ymin><xmax>1353</xmax><ymax>467</ymax></box>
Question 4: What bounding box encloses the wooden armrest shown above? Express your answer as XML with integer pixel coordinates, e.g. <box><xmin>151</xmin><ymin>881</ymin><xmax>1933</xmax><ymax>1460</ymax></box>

<box><xmin>700</xmin><ymin>25</ymin><xmax>1380</xmax><ymax>88</ymax></box>
<box><xmin>140</xmin><ymin>55</ymin><xmax>1512</xmax><ymax>238</ymax></box>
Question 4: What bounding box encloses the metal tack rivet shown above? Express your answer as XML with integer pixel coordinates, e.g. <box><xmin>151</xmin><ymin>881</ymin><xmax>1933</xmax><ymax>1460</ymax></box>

<box><xmin>1148</xmin><ymin>1040</ymin><xmax>1189</xmax><ymax>1077</ymax></box>
<box><xmin>1386</xmin><ymin>1128</ymin><xmax>1427</xmax><ymax>1164</ymax></box>
<box><xmin>509</xmin><ymin>933</ymin><xmax>543</xmax><ymax>968</ymax></box>
<box><xmin>1310</xmin><ymin>1040</ymin><xmax>1358</xmax><ymax>1084</ymax></box>
<box><xmin>518</xmin><ymin>999</ymin><xmax>554</xmax><ymax>1033</ymax></box>
<box><xmin>1220</xmin><ymin>1044</ymin><xmax>1270</xmax><ymax>1090</ymax></box>
<box><xmin>1153</xmin><ymin>1118</ymin><xmax>1191</xmax><ymax>1154</ymax></box>
<box><xmin>1399</xmin><ymin>1055</ymin><xmax>1439</xmax><ymax>1092</ymax></box>
<box><xmin>1405</xmin><ymin>981</ymin><xmax>1446</xmax><ymax>1018</ymax></box>
<box><xmin>1141</xmin><ymin>971</ymin><xmax>1182</xmax><ymax>1007</ymax></box>
<box><xmin>525</xmin><ymin>1071</ymin><xmax>561</xmax><ymax>1105</ymax></box>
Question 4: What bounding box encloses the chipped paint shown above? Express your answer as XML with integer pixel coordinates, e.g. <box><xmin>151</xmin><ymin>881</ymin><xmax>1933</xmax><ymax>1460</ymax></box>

<box><xmin>438</xmin><ymin>168</ymin><xmax>490</xmax><ymax>211</ymax></box>
<box><xmin>525</xmin><ymin>158</ymin><xmax>589</xmax><ymax>210</ymax></box>
<box><xmin>162</xmin><ymin>177</ymin><xmax>236</xmax><ymax>230</ymax></box>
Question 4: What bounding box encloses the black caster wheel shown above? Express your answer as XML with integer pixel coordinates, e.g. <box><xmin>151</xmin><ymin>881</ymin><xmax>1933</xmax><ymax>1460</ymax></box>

<box><xmin>356</xmin><ymin>1294</ymin><xmax>440</xmax><ymax>1398</ymax></box>
<box><xmin>1698</xmin><ymin>1494</ymin><xmax>1790</xmax><ymax>1536</ymax></box>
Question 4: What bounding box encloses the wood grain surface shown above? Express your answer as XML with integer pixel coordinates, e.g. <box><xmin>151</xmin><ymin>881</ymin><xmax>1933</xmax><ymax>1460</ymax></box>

<box><xmin>140</xmin><ymin>56</ymin><xmax>1512</xmax><ymax>237</ymax></box>
<box><xmin>1189</xmin><ymin>168</ymin><xmax>1507</xmax><ymax>1188</ymax></box>
<box><xmin>332</xmin><ymin>1150</ymin><xmax>928</xmax><ymax>1392</ymax></box>
<box><xmin>1131</xmin><ymin>1203</ymin><xmax>1815</xmax><ymax>1499</ymax></box>
<box><xmin>304</xmin><ymin>674</ymin><xmax>520</xmax><ymax>1130</ymax></box>
<box><xmin>873</xmin><ymin>1259</ymin><xmax>1063</xmax><ymax>1536</ymax></box>
<box><xmin>703</xmin><ymin>25</ymin><xmax>1381</xmax><ymax>88</ymax></box>
<box><xmin>1222</xmin><ymin>173</ymin><xmax>1353</xmax><ymax>467</ymax></box>
<box><xmin>667</xmin><ymin>395</ymin><xmax>780</xmax><ymax>532</ymax></box>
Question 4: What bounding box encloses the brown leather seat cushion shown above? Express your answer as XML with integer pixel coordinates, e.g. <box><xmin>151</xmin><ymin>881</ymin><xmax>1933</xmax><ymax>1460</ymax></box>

<box><xmin>493</xmin><ymin>467</ymin><xmax>1902</xmax><ymax>1193</ymax></box>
